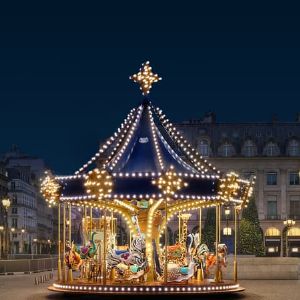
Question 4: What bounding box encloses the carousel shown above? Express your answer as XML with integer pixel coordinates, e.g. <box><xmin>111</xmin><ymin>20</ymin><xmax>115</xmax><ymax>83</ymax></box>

<box><xmin>41</xmin><ymin>62</ymin><xmax>255</xmax><ymax>295</ymax></box>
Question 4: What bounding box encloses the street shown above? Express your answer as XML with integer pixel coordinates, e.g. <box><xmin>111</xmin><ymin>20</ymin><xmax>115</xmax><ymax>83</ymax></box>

<box><xmin>0</xmin><ymin>272</ymin><xmax>299</xmax><ymax>300</ymax></box>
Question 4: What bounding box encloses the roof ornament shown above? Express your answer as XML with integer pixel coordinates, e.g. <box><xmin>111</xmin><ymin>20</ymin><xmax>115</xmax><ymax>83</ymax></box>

<box><xmin>130</xmin><ymin>61</ymin><xmax>162</xmax><ymax>95</ymax></box>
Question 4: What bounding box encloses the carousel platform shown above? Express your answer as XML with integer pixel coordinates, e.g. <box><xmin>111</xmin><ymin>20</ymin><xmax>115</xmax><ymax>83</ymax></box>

<box><xmin>48</xmin><ymin>279</ymin><xmax>244</xmax><ymax>295</ymax></box>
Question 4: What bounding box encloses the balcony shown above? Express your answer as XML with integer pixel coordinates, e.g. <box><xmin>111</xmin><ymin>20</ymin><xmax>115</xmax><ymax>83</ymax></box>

<box><xmin>288</xmin><ymin>215</ymin><xmax>300</xmax><ymax>220</ymax></box>
<box><xmin>265</xmin><ymin>215</ymin><xmax>281</xmax><ymax>220</ymax></box>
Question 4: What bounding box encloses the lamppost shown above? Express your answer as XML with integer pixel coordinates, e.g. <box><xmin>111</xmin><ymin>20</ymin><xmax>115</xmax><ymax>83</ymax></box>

<box><xmin>2</xmin><ymin>197</ymin><xmax>11</xmax><ymax>258</ymax></box>
<box><xmin>33</xmin><ymin>238</ymin><xmax>38</xmax><ymax>255</ymax></box>
<box><xmin>21</xmin><ymin>228</ymin><xmax>26</xmax><ymax>254</ymax></box>
<box><xmin>283</xmin><ymin>219</ymin><xmax>296</xmax><ymax>257</ymax></box>
<box><xmin>223</xmin><ymin>207</ymin><xmax>232</xmax><ymax>251</ymax></box>
<box><xmin>0</xmin><ymin>225</ymin><xmax>4</xmax><ymax>259</ymax></box>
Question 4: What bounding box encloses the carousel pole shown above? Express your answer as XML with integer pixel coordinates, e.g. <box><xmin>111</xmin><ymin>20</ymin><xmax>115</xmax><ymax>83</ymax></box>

<box><xmin>57</xmin><ymin>202</ymin><xmax>62</xmax><ymax>282</ymax></box>
<box><xmin>234</xmin><ymin>207</ymin><xmax>238</xmax><ymax>282</ymax></box>
<box><xmin>62</xmin><ymin>203</ymin><xmax>66</xmax><ymax>282</ymax></box>
<box><xmin>84</xmin><ymin>205</ymin><xmax>87</xmax><ymax>244</ymax></box>
<box><xmin>68</xmin><ymin>203</ymin><xmax>73</xmax><ymax>282</ymax></box>
<box><xmin>90</xmin><ymin>206</ymin><xmax>93</xmax><ymax>235</ymax></box>
<box><xmin>219</xmin><ymin>205</ymin><xmax>221</xmax><ymax>243</ymax></box>
<box><xmin>199</xmin><ymin>208</ymin><xmax>202</xmax><ymax>243</ymax></box>
<box><xmin>215</xmin><ymin>204</ymin><xmax>220</xmax><ymax>283</ymax></box>
<box><xmin>164</xmin><ymin>196</ymin><xmax>168</xmax><ymax>284</ymax></box>
<box><xmin>178</xmin><ymin>212</ymin><xmax>181</xmax><ymax>242</ymax></box>
<box><xmin>103</xmin><ymin>198</ymin><xmax>107</xmax><ymax>285</ymax></box>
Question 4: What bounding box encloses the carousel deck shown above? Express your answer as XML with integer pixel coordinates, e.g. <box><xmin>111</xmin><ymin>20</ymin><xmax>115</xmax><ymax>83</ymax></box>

<box><xmin>49</xmin><ymin>278</ymin><xmax>244</xmax><ymax>295</ymax></box>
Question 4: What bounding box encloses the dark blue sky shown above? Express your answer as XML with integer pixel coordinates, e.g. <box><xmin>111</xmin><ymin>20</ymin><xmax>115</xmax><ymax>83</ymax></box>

<box><xmin>1</xmin><ymin>4</ymin><xmax>300</xmax><ymax>174</ymax></box>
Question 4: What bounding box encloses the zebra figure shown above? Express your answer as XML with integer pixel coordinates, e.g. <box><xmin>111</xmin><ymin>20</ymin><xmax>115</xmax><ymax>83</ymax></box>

<box><xmin>107</xmin><ymin>234</ymin><xmax>148</xmax><ymax>274</ymax></box>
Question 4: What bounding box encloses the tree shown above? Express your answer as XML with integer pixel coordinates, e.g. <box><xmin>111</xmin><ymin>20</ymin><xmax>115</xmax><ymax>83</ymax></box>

<box><xmin>239</xmin><ymin>197</ymin><xmax>264</xmax><ymax>256</ymax></box>
<box><xmin>202</xmin><ymin>207</ymin><xmax>216</xmax><ymax>250</ymax></box>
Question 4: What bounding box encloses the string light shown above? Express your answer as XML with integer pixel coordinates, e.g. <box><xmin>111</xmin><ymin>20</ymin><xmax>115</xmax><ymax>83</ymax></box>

<box><xmin>40</xmin><ymin>171</ymin><xmax>61</xmax><ymax>206</ymax></box>
<box><xmin>84</xmin><ymin>168</ymin><xmax>113</xmax><ymax>199</ymax></box>
<box><xmin>129</xmin><ymin>61</ymin><xmax>162</xmax><ymax>95</ymax></box>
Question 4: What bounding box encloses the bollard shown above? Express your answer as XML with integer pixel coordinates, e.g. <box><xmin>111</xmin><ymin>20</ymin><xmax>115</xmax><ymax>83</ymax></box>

<box><xmin>34</xmin><ymin>277</ymin><xmax>38</xmax><ymax>285</ymax></box>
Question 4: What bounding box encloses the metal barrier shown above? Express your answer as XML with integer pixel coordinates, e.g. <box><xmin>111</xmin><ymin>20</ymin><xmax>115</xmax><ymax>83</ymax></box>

<box><xmin>0</xmin><ymin>257</ymin><xmax>57</xmax><ymax>274</ymax></box>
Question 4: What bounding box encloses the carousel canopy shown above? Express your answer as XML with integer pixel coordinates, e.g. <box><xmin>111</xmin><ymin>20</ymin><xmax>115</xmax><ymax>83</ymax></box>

<box><xmin>44</xmin><ymin>62</ymin><xmax>254</xmax><ymax>209</ymax></box>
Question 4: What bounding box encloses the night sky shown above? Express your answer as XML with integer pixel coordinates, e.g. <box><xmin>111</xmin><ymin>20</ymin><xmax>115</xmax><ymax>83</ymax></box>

<box><xmin>1</xmin><ymin>4</ymin><xmax>300</xmax><ymax>174</ymax></box>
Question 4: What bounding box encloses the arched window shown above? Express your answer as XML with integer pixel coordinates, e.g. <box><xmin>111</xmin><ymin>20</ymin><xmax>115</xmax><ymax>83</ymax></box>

<box><xmin>218</xmin><ymin>142</ymin><xmax>236</xmax><ymax>157</ymax></box>
<box><xmin>263</xmin><ymin>142</ymin><xmax>280</xmax><ymax>157</ymax></box>
<box><xmin>198</xmin><ymin>139</ymin><xmax>210</xmax><ymax>157</ymax></box>
<box><xmin>287</xmin><ymin>139</ymin><xmax>300</xmax><ymax>156</ymax></box>
<box><xmin>241</xmin><ymin>140</ymin><xmax>257</xmax><ymax>157</ymax></box>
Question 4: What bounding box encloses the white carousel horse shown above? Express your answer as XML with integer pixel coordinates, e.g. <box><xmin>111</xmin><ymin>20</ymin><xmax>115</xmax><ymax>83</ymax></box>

<box><xmin>107</xmin><ymin>234</ymin><xmax>148</xmax><ymax>273</ymax></box>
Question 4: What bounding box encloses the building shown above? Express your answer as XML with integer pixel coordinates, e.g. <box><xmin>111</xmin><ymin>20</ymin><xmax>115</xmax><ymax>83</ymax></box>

<box><xmin>0</xmin><ymin>162</ymin><xmax>9</xmax><ymax>258</ymax></box>
<box><xmin>2</xmin><ymin>146</ymin><xmax>56</xmax><ymax>255</ymax></box>
<box><xmin>174</xmin><ymin>112</ymin><xmax>300</xmax><ymax>256</ymax></box>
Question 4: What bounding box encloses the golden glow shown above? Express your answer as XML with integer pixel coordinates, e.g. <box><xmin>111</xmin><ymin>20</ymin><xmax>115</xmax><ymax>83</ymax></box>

<box><xmin>40</xmin><ymin>171</ymin><xmax>61</xmax><ymax>205</ymax></box>
<box><xmin>218</xmin><ymin>172</ymin><xmax>240</xmax><ymax>202</ymax></box>
<box><xmin>152</xmin><ymin>165</ymin><xmax>188</xmax><ymax>196</ymax></box>
<box><xmin>130</xmin><ymin>61</ymin><xmax>162</xmax><ymax>95</ymax></box>
<box><xmin>84</xmin><ymin>168</ymin><xmax>113</xmax><ymax>199</ymax></box>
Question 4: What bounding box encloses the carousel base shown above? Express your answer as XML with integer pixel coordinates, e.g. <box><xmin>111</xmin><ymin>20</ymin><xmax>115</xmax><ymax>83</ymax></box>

<box><xmin>48</xmin><ymin>279</ymin><xmax>245</xmax><ymax>295</ymax></box>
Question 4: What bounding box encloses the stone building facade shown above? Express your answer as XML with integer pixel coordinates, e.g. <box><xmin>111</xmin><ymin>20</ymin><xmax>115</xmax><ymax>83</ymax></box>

<box><xmin>173</xmin><ymin>113</ymin><xmax>300</xmax><ymax>256</ymax></box>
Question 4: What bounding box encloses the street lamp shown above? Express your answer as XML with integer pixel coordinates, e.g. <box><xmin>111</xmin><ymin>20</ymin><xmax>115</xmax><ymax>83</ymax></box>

<box><xmin>283</xmin><ymin>219</ymin><xmax>296</xmax><ymax>257</ymax></box>
<box><xmin>33</xmin><ymin>238</ymin><xmax>38</xmax><ymax>255</ymax></box>
<box><xmin>1</xmin><ymin>197</ymin><xmax>11</xmax><ymax>258</ymax></box>
<box><xmin>0</xmin><ymin>225</ymin><xmax>4</xmax><ymax>259</ymax></box>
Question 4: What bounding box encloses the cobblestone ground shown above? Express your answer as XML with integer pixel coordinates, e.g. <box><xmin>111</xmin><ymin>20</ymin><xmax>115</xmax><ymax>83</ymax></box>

<box><xmin>0</xmin><ymin>272</ymin><xmax>299</xmax><ymax>299</ymax></box>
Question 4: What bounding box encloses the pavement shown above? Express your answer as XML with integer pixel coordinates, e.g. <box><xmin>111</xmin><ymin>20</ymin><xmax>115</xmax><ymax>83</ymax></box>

<box><xmin>0</xmin><ymin>272</ymin><xmax>299</xmax><ymax>300</ymax></box>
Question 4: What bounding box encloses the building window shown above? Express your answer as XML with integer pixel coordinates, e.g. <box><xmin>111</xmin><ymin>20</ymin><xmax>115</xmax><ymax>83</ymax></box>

<box><xmin>287</xmin><ymin>139</ymin><xmax>300</xmax><ymax>156</ymax></box>
<box><xmin>12</xmin><ymin>218</ymin><xmax>18</xmax><ymax>228</ymax></box>
<box><xmin>267</xmin><ymin>199</ymin><xmax>277</xmax><ymax>219</ymax></box>
<box><xmin>12</xmin><ymin>207</ymin><xmax>18</xmax><ymax>214</ymax></box>
<box><xmin>263</xmin><ymin>142</ymin><xmax>280</xmax><ymax>156</ymax></box>
<box><xmin>290</xmin><ymin>172</ymin><xmax>300</xmax><ymax>185</ymax></box>
<box><xmin>290</xmin><ymin>196</ymin><xmax>300</xmax><ymax>218</ymax></box>
<box><xmin>198</xmin><ymin>139</ymin><xmax>209</xmax><ymax>157</ymax></box>
<box><xmin>266</xmin><ymin>172</ymin><xmax>277</xmax><ymax>185</ymax></box>
<box><xmin>218</xmin><ymin>142</ymin><xmax>236</xmax><ymax>157</ymax></box>
<box><xmin>241</xmin><ymin>140</ymin><xmax>257</xmax><ymax>157</ymax></box>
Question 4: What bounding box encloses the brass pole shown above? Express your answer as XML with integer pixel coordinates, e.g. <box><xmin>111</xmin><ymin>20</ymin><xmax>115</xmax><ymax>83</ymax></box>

<box><xmin>219</xmin><ymin>205</ymin><xmax>221</xmax><ymax>242</ymax></box>
<box><xmin>215</xmin><ymin>204</ymin><xmax>220</xmax><ymax>283</ymax></box>
<box><xmin>164</xmin><ymin>197</ymin><xmax>168</xmax><ymax>284</ymax></box>
<box><xmin>90</xmin><ymin>206</ymin><xmax>93</xmax><ymax>235</ymax></box>
<box><xmin>57</xmin><ymin>203</ymin><xmax>62</xmax><ymax>281</ymax></box>
<box><xmin>103</xmin><ymin>200</ymin><xmax>107</xmax><ymax>285</ymax></box>
<box><xmin>178</xmin><ymin>212</ymin><xmax>181</xmax><ymax>242</ymax></box>
<box><xmin>62</xmin><ymin>204</ymin><xmax>66</xmax><ymax>282</ymax></box>
<box><xmin>234</xmin><ymin>207</ymin><xmax>238</xmax><ymax>282</ymax></box>
<box><xmin>199</xmin><ymin>208</ymin><xmax>202</xmax><ymax>243</ymax></box>
<box><xmin>68</xmin><ymin>203</ymin><xmax>73</xmax><ymax>282</ymax></box>
<box><xmin>84</xmin><ymin>206</ymin><xmax>87</xmax><ymax>244</ymax></box>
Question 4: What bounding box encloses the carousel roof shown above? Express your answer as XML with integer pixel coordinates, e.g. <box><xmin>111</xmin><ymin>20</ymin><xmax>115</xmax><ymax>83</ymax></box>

<box><xmin>50</xmin><ymin>62</ymin><xmax>254</xmax><ymax>208</ymax></box>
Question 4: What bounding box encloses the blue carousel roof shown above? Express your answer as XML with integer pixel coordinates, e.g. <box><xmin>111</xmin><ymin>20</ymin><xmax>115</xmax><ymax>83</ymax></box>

<box><xmin>56</xmin><ymin>98</ymin><xmax>224</xmax><ymax>202</ymax></box>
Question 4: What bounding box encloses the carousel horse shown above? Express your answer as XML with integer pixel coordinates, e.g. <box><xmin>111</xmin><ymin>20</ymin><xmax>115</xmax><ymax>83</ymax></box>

<box><xmin>167</xmin><ymin>243</ymin><xmax>186</xmax><ymax>264</ymax></box>
<box><xmin>206</xmin><ymin>244</ymin><xmax>228</xmax><ymax>270</ymax></box>
<box><xmin>107</xmin><ymin>234</ymin><xmax>148</xmax><ymax>276</ymax></box>
<box><xmin>65</xmin><ymin>241</ymin><xmax>83</xmax><ymax>270</ymax></box>
<box><xmin>75</xmin><ymin>232</ymin><xmax>98</xmax><ymax>260</ymax></box>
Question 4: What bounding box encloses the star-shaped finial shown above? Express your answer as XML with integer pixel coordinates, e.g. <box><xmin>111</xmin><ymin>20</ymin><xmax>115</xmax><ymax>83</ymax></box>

<box><xmin>130</xmin><ymin>61</ymin><xmax>162</xmax><ymax>95</ymax></box>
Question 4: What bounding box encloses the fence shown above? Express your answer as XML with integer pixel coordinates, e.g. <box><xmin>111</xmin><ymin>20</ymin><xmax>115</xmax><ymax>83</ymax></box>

<box><xmin>0</xmin><ymin>257</ymin><xmax>57</xmax><ymax>274</ymax></box>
